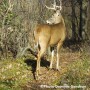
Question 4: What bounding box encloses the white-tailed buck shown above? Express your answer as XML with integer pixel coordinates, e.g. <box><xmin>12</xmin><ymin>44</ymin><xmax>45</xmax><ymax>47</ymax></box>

<box><xmin>34</xmin><ymin>0</ymin><xmax>66</xmax><ymax>78</ymax></box>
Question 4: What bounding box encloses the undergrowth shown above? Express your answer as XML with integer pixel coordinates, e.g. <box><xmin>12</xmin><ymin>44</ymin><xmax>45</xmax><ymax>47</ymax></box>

<box><xmin>57</xmin><ymin>55</ymin><xmax>90</xmax><ymax>90</ymax></box>
<box><xmin>0</xmin><ymin>58</ymin><xmax>32</xmax><ymax>90</ymax></box>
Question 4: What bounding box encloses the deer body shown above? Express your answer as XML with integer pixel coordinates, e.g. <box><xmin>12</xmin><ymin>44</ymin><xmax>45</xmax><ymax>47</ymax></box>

<box><xmin>34</xmin><ymin>14</ymin><xmax>66</xmax><ymax>78</ymax></box>
<box><xmin>35</xmin><ymin>18</ymin><xmax>66</xmax><ymax>47</ymax></box>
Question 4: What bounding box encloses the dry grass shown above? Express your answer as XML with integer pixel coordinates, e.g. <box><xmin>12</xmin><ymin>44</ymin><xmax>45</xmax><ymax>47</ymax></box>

<box><xmin>0</xmin><ymin>51</ymin><xmax>90</xmax><ymax>90</ymax></box>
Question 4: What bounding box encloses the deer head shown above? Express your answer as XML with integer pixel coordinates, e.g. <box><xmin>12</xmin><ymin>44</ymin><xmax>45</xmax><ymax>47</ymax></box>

<box><xmin>45</xmin><ymin>0</ymin><xmax>62</xmax><ymax>24</ymax></box>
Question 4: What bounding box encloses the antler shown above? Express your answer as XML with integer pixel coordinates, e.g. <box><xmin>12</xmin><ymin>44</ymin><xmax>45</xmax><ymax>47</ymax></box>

<box><xmin>45</xmin><ymin>0</ymin><xmax>62</xmax><ymax>11</ymax></box>
<box><xmin>45</xmin><ymin>0</ymin><xmax>56</xmax><ymax>10</ymax></box>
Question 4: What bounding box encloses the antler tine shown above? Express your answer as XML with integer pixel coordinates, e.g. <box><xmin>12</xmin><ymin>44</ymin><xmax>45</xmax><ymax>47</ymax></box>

<box><xmin>55</xmin><ymin>0</ymin><xmax>62</xmax><ymax>10</ymax></box>
<box><xmin>53</xmin><ymin>0</ymin><xmax>56</xmax><ymax>9</ymax></box>
<box><xmin>59</xmin><ymin>0</ymin><xmax>62</xmax><ymax>10</ymax></box>
<box><xmin>45</xmin><ymin>5</ymin><xmax>55</xmax><ymax>10</ymax></box>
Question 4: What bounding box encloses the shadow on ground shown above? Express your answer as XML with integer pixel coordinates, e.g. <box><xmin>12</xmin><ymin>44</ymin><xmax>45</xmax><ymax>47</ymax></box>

<box><xmin>24</xmin><ymin>58</ymin><xmax>50</xmax><ymax>79</ymax></box>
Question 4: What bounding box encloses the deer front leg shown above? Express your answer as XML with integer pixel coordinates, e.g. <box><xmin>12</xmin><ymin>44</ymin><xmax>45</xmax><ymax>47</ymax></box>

<box><xmin>56</xmin><ymin>52</ymin><xmax>60</xmax><ymax>70</ymax></box>
<box><xmin>56</xmin><ymin>41</ymin><xmax>63</xmax><ymax>70</ymax></box>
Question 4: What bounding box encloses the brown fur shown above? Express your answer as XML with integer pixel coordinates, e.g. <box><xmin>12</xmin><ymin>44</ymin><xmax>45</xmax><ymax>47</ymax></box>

<box><xmin>34</xmin><ymin>15</ymin><xmax>66</xmax><ymax>78</ymax></box>
<box><xmin>34</xmin><ymin>17</ymin><xmax>66</xmax><ymax>45</ymax></box>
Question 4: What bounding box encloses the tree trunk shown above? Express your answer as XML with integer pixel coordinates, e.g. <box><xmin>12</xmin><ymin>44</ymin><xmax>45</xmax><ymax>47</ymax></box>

<box><xmin>79</xmin><ymin>0</ymin><xmax>83</xmax><ymax>40</ymax></box>
<box><xmin>79</xmin><ymin>0</ymin><xmax>88</xmax><ymax>40</ymax></box>
<box><xmin>87</xmin><ymin>0</ymin><xmax>90</xmax><ymax>40</ymax></box>
<box><xmin>71</xmin><ymin>0</ymin><xmax>76</xmax><ymax>40</ymax></box>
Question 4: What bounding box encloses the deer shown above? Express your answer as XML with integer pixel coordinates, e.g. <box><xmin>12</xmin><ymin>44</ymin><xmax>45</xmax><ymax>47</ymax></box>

<box><xmin>34</xmin><ymin>0</ymin><xmax>66</xmax><ymax>78</ymax></box>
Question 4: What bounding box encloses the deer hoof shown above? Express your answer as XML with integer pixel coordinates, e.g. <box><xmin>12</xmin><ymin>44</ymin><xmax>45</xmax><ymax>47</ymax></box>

<box><xmin>49</xmin><ymin>67</ymin><xmax>53</xmax><ymax>70</ymax></box>
<box><xmin>56</xmin><ymin>67</ymin><xmax>61</xmax><ymax>72</ymax></box>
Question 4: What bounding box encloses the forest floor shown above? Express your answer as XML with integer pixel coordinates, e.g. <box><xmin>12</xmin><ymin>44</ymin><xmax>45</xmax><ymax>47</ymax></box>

<box><xmin>22</xmin><ymin>52</ymin><xmax>83</xmax><ymax>90</ymax></box>
<box><xmin>22</xmin><ymin>41</ymin><xmax>90</xmax><ymax>90</ymax></box>
<box><xmin>0</xmin><ymin>41</ymin><xmax>90</xmax><ymax>90</ymax></box>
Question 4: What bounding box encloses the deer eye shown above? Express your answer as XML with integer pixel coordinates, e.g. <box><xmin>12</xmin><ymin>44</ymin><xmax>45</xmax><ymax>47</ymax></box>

<box><xmin>54</xmin><ymin>10</ymin><xmax>56</xmax><ymax>13</ymax></box>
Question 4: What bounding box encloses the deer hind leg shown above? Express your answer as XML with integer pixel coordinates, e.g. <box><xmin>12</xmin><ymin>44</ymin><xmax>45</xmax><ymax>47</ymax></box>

<box><xmin>50</xmin><ymin>47</ymin><xmax>54</xmax><ymax>69</ymax></box>
<box><xmin>56</xmin><ymin>41</ymin><xmax>63</xmax><ymax>70</ymax></box>
<box><xmin>36</xmin><ymin>43</ymin><xmax>47</xmax><ymax>77</ymax></box>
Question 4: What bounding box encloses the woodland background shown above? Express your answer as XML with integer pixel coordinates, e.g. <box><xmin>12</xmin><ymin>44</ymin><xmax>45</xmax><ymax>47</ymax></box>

<box><xmin>0</xmin><ymin>0</ymin><xmax>90</xmax><ymax>89</ymax></box>
<box><xmin>0</xmin><ymin>0</ymin><xmax>90</xmax><ymax>58</ymax></box>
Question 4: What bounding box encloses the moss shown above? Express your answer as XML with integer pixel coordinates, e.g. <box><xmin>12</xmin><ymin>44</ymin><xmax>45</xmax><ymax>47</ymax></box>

<box><xmin>0</xmin><ymin>58</ymin><xmax>32</xmax><ymax>89</ymax></box>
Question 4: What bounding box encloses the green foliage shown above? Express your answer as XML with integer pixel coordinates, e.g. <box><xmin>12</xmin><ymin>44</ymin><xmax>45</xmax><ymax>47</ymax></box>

<box><xmin>0</xmin><ymin>0</ymin><xmax>15</xmax><ymax>27</ymax></box>
<box><xmin>4</xmin><ymin>12</ymin><xmax>16</xmax><ymax>26</ymax></box>
<box><xmin>0</xmin><ymin>0</ymin><xmax>22</xmax><ymax>28</ymax></box>
<box><xmin>0</xmin><ymin>58</ymin><xmax>32</xmax><ymax>90</ymax></box>
<box><xmin>57</xmin><ymin>56</ymin><xmax>90</xmax><ymax>89</ymax></box>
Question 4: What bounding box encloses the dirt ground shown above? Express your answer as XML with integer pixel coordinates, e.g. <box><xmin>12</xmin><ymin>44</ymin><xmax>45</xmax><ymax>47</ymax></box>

<box><xmin>22</xmin><ymin>52</ymin><xmax>83</xmax><ymax>90</ymax></box>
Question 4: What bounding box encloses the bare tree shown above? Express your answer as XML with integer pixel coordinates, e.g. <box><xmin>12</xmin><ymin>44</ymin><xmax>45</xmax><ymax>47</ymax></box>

<box><xmin>78</xmin><ymin>0</ymin><xmax>88</xmax><ymax>40</ymax></box>
<box><xmin>86</xmin><ymin>0</ymin><xmax>90</xmax><ymax>40</ymax></box>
